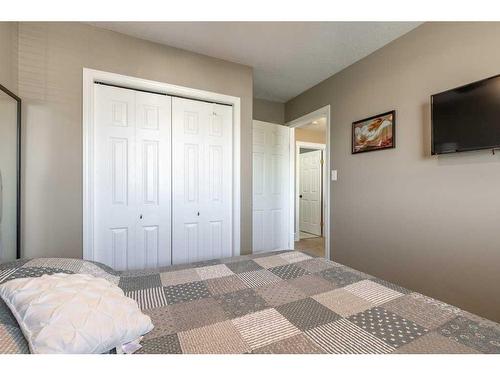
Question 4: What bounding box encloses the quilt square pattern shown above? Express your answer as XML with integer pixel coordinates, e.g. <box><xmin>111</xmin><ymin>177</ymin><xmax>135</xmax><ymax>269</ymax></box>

<box><xmin>269</xmin><ymin>264</ymin><xmax>310</xmax><ymax>280</ymax></box>
<box><xmin>319</xmin><ymin>267</ymin><xmax>364</xmax><ymax>287</ymax></box>
<box><xmin>3</xmin><ymin>267</ymin><xmax>72</xmax><ymax>283</ymax></box>
<box><xmin>125</xmin><ymin>287</ymin><xmax>168</xmax><ymax>310</ymax></box>
<box><xmin>237</xmin><ymin>269</ymin><xmax>282</xmax><ymax>288</ymax></box>
<box><xmin>1</xmin><ymin>251</ymin><xmax>499</xmax><ymax>354</ymax></box>
<box><xmin>178</xmin><ymin>320</ymin><xmax>250</xmax><ymax>354</ymax></box>
<box><xmin>252</xmin><ymin>333</ymin><xmax>324</xmax><ymax>354</ymax></box>
<box><xmin>277</xmin><ymin>298</ymin><xmax>341</xmax><ymax>331</ymax></box>
<box><xmin>119</xmin><ymin>273</ymin><xmax>162</xmax><ymax>292</ymax></box>
<box><xmin>21</xmin><ymin>258</ymin><xmax>84</xmax><ymax>273</ymax></box>
<box><xmin>382</xmin><ymin>293</ymin><xmax>456</xmax><ymax>329</ymax></box>
<box><xmin>205</xmin><ymin>275</ymin><xmax>247</xmax><ymax>295</ymax></box>
<box><xmin>252</xmin><ymin>255</ymin><xmax>289</xmax><ymax>269</ymax></box>
<box><xmin>0</xmin><ymin>299</ymin><xmax>17</xmax><ymax>327</ymax></box>
<box><xmin>163</xmin><ymin>281</ymin><xmax>210</xmax><ymax>305</ymax></box>
<box><xmin>438</xmin><ymin>316</ymin><xmax>500</xmax><ymax>354</ymax></box>
<box><xmin>168</xmin><ymin>297</ymin><xmax>229</xmax><ymax>332</ymax></box>
<box><xmin>294</xmin><ymin>258</ymin><xmax>338</xmax><ymax>273</ymax></box>
<box><xmin>348</xmin><ymin>306</ymin><xmax>428</xmax><ymax>348</ymax></box>
<box><xmin>216</xmin><ymin>288</ymin><xmax>269</xmax><ymax>318</ymax></box>
<box><xmin>0</xmin><ymin>268</ymin><xmax>18</xmax><ymax>285</ymax></box>
<box><xmin>0</xmin><ymin>325</ymin><xmax>29</xmax><ymax>354</ymax></box>
<box><xmin>278</xmin><ymin>251</ymin><xmax>312</xmax><ymax>264</ymax></box>
<box><xmin>232</xmin><ymin>308</ymin><xmax>300</xmax><ymax>350</ymax></box>
<box><xmin>160</xmin><ymin>268</ymin><xmax>201</xmax><ymax>286</ymax></box>
<box><xmin>0</xmin><ymin>259</ymin><xmax>28</xmax><ymax>271</ymax></box>
<box><xmin>195</xmin><ymin>264</ymin><xmax>234</xmax><ymax>280</ymax></box>
<box><xmin>289</xmin><ymin>274</ymin><xmax>338</xmax><ymax>296</ymax></box>
<box><xmin>225</xmin><ymin>260</ymin><xmax>263</xmax><ymax>274</ymax></box>
<box><xmin>137</xmin><ymin>334</ymin><xmax>182</xmax><ymax>354</ymax></box>
<box><xmin>219</xmin><ymin>255</ymin><xmax>252</xmax><ymax>264</ymax></box>
<box><xmin>142</xmin><ymin>306</ymin><xmax>177</xmax><ymax>339</ymax></box>
<box><xmin>312</xmin><ymin>288</ymin><xmax>375</xmax><ymax>317</ymax></box>
<box><xmin>372</xmin><ymin>278</ymin><xmax>411</xmax><ymax>294</ymax></box>
<box><xmin>189</xmin><ymin>259</ymin><xmax>221</xmax><ymax>268</ymax></box>
<box><xmin>255</xmin><ymin>281</ymin><xmax>307</xmax><ymax>307</ymax></box>
<box><xmin>343</xmin><ymin>280</ymin><xmax>403</xmax><ymax>305</ymax></box>
<box><xmin>305</xmin><ymin>319</ymin><xmax>394</xmax><ymax>354</ymax></box>
<box><xmin>395</xmin><ymin>332</ymin><xmax>481</xmax><ymax>354</ymax></box>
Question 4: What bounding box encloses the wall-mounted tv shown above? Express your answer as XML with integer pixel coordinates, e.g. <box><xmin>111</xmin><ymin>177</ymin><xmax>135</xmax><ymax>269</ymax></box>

<box><xmin>431</xmin><ymin>74</ymin><xmax>500</xmax><ymax>154</ymax></box>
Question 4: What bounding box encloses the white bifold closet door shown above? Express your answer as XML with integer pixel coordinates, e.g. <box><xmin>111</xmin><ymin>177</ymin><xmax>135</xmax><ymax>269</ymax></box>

<box><xmin>94</xmin><ymin>84</ymin><xmax>171</xmax><ymax>270</ymax></box>
<box><xmin>172</xmin><ymin>97</ymin><xmax>233</xmax><ymax>264</ymax></box>
<box><xmin>299</xmin><ymin>150</ymin><xmax>322</xmax><ymax>236</ymax></box>
<box><xmin>252</xmin><ymin>121</ymin><xmax>290</xmax><ymax>253</ymax></box>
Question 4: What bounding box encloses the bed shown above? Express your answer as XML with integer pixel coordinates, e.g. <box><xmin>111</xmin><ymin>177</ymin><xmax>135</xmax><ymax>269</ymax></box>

<box><xmin>1</xmin><ymin>250</ymin><xmax>499</xmax><ymax>354</ymax></box>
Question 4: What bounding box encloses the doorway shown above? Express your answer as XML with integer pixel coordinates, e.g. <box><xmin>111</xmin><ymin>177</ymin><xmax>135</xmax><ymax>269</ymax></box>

<box><xmin>287</xmin><ymin>106</ymin><xmax>331</xmax><ymax>259</ymax></box>
<box><xmin>297</xmin><ymin>142</ymin><xmax>325</xmax><ymax>240</ymax></box>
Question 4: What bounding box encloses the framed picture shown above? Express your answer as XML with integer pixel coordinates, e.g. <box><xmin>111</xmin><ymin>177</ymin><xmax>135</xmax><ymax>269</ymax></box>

<box><xmin>352</xmin><ymin>110</ymin><xmax>396</xmax><ymax>154</ymax></box>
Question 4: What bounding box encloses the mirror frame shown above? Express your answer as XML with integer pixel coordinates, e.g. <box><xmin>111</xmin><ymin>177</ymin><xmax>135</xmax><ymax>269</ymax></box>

<box><xmin>0</xmin><ymin>83</ymin><xmax>21</xmax><ymax>259</ymax></box>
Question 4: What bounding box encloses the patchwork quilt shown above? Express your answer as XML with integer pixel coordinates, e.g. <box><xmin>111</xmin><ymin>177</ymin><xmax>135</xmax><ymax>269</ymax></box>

<box><xmin>1</xmin><ymin>251</ymin><xmax>499</xmax><ymax>354</ymax></box>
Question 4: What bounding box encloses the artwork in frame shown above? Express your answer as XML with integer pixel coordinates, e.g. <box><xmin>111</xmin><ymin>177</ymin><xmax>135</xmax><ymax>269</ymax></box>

<box><xmin>352</xmin><ymin>110</ymin><xmax>396</xmax><ymax>154</ymax></box>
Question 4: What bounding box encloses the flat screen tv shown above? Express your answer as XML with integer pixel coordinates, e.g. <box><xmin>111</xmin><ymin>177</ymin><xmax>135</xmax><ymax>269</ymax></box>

<box><xmin>431</xmin><ymin>74</ymin><xmax>500</xmax><ymax>154</ymax></box>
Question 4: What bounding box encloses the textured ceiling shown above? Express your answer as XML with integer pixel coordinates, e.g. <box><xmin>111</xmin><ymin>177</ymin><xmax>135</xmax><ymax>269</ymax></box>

<box><xmin>90</xmin><ymin>22</ymin><xmax>421</xmax><ymax>102</ymax></box>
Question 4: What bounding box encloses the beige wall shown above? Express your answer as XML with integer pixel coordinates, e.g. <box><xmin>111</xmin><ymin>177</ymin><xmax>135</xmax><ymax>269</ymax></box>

<box><xmin>0</xmin><ymin>22</ymin><xmax>18</xmax><ymax>93</ymax></box>
<box><xmin>285</xmin><ymin>22</ymin><xmax>500</xmax><ymax>322</ymax></box>
<box><xmin>17</xmin><ymin>22</ymin><xmax>254</xmax><ymax>259</ymax></box>
<box><xmin>295</xmin><ymin>128</ymin><xmax>326</xmax><ymax>144</ymax></box>
<box><xmin>253</xmin><ymin>98</ymin><xmax>285</xmax><ymax>124</ymax></box>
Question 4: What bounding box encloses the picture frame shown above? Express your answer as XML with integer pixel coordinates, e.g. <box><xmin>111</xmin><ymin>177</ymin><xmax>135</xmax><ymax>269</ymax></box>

<box><xmin>352</xmin><ymin>110</ymin><xmax>396</xmax><ymax>154</ymax></box>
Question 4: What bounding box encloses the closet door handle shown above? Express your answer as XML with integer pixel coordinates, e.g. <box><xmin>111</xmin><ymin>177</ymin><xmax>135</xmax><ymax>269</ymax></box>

<box><xmin>197</xmin><ymin>212</ymin><xmax>200</xmax><ymax>216</ymax></box>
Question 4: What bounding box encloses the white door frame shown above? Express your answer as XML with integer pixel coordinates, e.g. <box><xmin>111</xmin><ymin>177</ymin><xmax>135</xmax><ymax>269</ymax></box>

<box><xmin>295</xmin><ymin>142</ymin><xmax>326</xmax><ymax>241</ymax></box>
<box><xmin>82</xmin><ymin>68</ymin><xmax>241</xmax><ymax>262</ymax></box>
<box><xmin>286</xmin><ymin>105</ymin><xmax>331</xmax><ymax>260</ymax></box>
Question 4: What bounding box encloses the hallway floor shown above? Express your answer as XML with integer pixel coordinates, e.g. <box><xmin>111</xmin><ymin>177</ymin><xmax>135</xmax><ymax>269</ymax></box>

<box><xmin>294</xmin><ymin>236</ymin><xmax>325</xmax><ymax>258</ymax></box>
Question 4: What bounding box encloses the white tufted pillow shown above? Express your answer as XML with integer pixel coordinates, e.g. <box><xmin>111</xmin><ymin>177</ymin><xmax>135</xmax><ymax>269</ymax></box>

<box><xmin>0</xmin><ymin>273</ymin><xmax>153</xmax><ymax>354</ymax></box>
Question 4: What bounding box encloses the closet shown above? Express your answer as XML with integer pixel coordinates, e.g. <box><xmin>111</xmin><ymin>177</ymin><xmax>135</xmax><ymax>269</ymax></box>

<box><xmin>92</xmin><ymin>84</ymin><xmax>233</xmax><ymax>270</ymax></box>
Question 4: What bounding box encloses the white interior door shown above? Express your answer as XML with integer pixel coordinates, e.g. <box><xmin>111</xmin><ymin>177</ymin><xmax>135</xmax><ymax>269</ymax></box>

<box><xmin>299</xmin><ymin>150</ymin><xmax>322</xmax><ymax>236</ymax></box>
<box><xmin>93</xmin><ymin>84</ymin><xmax>171</xmax><ymax>270</ymax></box>
<box><xmin>134</xmin><ymin>92</ymin><xmax>172</xmax><ymax>268</ymax></box>
<box><xmin>252</xmin><ymin>121</ymin><xmax>290</xmax><ymax>253</ymax></box>
<box><xmin>172</xmin><ymin>97</ymin><xmax>233</xmax><ymax>264</ymax></box>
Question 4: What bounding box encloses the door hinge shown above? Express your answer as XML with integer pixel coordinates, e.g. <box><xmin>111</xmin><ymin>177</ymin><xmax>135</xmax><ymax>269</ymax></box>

<box><xmin>320</xmin><ymin>158</ymin><xmax>324</xmax><ymax>165</ymax></box>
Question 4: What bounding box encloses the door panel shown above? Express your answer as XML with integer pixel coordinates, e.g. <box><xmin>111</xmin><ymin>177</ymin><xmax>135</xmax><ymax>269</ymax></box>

<box><xmin>143</xmin><ymin>225</ymin><xmax>159</xmax><ymax>268</ymax></box>
<box><xmin>110</xmin><ymin>227</ymin><xmax>128</xmax><ymax>271</ymax></box>
<box><xmin>299</xmin><ymin>150</ymin><xmax>322</xmax><ymax>236</ymax></box>
<box><xmin>95</xmin><ymin>85</ymin><xmax>136</xmax><ymax>270</ymax></box>
<box><xmin>134</xmin><ymin>91</ymin><xmax>171</xmax><ymax>269</ymax></box>
<box><xmin>110</xmin><ymin>137</ymin><xmax>128</xmax><ymax>205</ymax></box>
<box><xmin>94</xmin><ymin>84</ymin><xmax>171</xmax><ymax>270</ymax></box>
<box><xmin>172</xmin><ymin>97</ymin><xmax>233</xmax><ymax>264</ymax></box>
<box><xmin>252</xmin><ymin>121</ymin><xmax>290</xmax><ymax>253</ymax></box>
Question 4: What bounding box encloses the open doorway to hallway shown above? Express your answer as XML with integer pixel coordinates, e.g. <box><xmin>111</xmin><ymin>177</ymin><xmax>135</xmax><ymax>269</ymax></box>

<box><xmin>252</xmin><ymin>106</ymin><xmax>331</xmax><ymax>259</ymax></box>
<box><xmin>293</xmin><ymin>117</ymin><xmax>327</xmax><ymax>258</ymax></box>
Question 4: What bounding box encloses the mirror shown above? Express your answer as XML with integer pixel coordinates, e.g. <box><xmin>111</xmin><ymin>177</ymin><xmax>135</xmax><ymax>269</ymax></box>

<box><xmin>0</xmin><ymin>84</ymin><xmax>21</xmax><ymax>262</ymax></box>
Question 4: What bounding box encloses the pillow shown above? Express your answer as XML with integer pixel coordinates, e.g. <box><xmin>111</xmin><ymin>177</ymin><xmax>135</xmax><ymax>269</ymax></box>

<box><xmin>0</xmin><ymin>273</ymin><xmax>153</xmax><ymax>354</ymax></box>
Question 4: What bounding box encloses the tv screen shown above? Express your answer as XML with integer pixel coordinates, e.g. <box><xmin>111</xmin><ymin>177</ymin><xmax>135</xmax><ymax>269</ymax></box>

<box><xmin>431</xmin><ymin>75</ymin><xmax>500</xmax><ymax>154</ymax></box>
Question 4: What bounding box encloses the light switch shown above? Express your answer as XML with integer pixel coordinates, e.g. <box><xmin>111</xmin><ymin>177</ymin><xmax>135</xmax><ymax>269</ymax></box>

<box><xmin>331</xmin><ymin>170</ymin><xmax>338</xmax><ymax>181</ymax></box>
